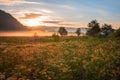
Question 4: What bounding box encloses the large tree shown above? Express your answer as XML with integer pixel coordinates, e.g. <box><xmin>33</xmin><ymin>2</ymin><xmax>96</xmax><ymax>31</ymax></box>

<box><xmin>87</xmin><ymin>20</ymin><xmax>101</xmax><ymax>36</ymax></box>
<box><xmin>101</xmin><ymin>24</ymin><xmax>114</xmax><ymax>36</ymax></box>
<box><xmin>58</xmin><ymin>27</ymin><xmax>68</xmax><ymax>36</ymax></box>
<box><xmin>75</xmin><ymin>28</ymin><xmax>81</xmax><ymax>36</ymax></box>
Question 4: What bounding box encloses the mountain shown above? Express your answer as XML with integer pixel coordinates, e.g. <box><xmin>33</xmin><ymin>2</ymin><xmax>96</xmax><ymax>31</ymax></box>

<box><xmin>0</xmin><ymin>9</ymin><xmax>26</xmax><ymax>31</ymax></box>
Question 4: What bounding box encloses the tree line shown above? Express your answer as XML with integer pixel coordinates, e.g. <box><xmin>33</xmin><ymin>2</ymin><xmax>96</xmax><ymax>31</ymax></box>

<box><xmin>58</xmin><ymin>27</ymin><xmax>81</xmax><ymax>36</ymax></box>
<box><xmin>57</xmin><ymin>20</ymin><xmax>120</xmax><ymax>38</ymax></box>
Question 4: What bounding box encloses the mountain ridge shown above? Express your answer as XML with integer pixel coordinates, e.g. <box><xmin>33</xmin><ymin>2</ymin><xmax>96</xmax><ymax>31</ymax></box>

<box><xmin>0</xmin><ymin>9</ymin><xmax>26</xmax><ymax>31</ymax></box>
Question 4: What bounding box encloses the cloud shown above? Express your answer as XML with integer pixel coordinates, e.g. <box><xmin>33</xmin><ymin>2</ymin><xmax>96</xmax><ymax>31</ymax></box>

<box><xmin>19</xmin><ymin>13</ymin><xmax>43</xmax><ymax>19</ymax></box>
<box><xmin>58</xmin><ymin>22</ymin><xmax>80</xmax><ymax>27</ymax></box>
<box><xmin>40</xmin><ymin>9</ymin><xmax>53</xmax><ymax>13</ymax></box>
<box><xmin>0</xmin><ymin>0</ymin><xmax>40</xmax><ymax>5</ymax></box>
<box><xmin>42</xmin><ymin>21</ymin><xmax>61</xmax><ymax>24</ymax></box>
<box><xmin>20</xmin><ymin>1</ymin><xmax>40</xmax><ymax>4</ymax></box>
<box><xmin>59</xmin><ymin>5</ymin><xmax>76</xmax><ymax>10</ymax></box>
<box><xmin>42</xmin><ymin>20</ymin><xmax>83</xmax><ymax>27</ymax></box>
<box><xmin>0</xmin><ymin>0</ymin><xmax>20</xmax><ymax>5</ymax></box>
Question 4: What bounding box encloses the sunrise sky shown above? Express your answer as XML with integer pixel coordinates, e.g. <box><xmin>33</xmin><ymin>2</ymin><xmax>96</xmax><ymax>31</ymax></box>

<box><xmin>0</xmin><ymin>0</ymin><xmax>120</xmax><ymax>28</ymax></box>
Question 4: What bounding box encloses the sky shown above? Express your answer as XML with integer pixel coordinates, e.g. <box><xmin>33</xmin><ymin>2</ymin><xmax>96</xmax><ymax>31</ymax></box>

<box><xmin>0</xmin><ymin>0</ymin><xmax>120</xmax><ymax>28</ymax></box>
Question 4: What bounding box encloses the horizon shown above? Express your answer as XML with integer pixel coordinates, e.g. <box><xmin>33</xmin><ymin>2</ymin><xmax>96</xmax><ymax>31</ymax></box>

<box><xmin>0</xmin><ymin>27</ymin><xmax>88</xmax><ymax>37</ymax></box>
<box><xmin>0</xmin><ymin>0</ymin><xmax>120</xmax><ymax>29</ymax></box>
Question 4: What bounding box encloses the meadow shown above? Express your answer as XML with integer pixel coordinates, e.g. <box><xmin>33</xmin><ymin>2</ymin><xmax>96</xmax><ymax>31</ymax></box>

<box><xmin>0</xmin><ymin>36</ymin><xmax>120</xmax><ymax>80</ymax></box>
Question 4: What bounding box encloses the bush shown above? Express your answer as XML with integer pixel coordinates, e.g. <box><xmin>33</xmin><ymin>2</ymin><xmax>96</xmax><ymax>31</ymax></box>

<box><xmin>112</xmin><ymin>28</ymin><xmax>120</xmax><ymax>39</ymax></box>
<box><xmin>52</xmin><ymin>33</ymin><xmax>60</xmax><ymax>41</ymax></box>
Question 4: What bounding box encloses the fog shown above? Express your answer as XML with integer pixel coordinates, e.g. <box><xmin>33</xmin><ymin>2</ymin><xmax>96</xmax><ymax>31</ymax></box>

<box><xmin>0</xmin><ymin>29</ymin><xmax>88</xmax><ymax>37</ymax></box>
<box><xmin>0</xmin><ymin>31</ymin><xmax>54</xmax><ymax>37</ymax></box>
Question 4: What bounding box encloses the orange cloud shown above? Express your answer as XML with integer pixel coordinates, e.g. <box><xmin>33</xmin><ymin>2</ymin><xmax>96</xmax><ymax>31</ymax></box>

<box><xmin>0</xmin><ymin>0</ymin><xmax>40</xmax><ymax>5</ymax></box>
<box><xmin>41</xmin><ymin>20</ymin><xmax>85</xmax><ymax>27</ymax></box>
<box><xmin>58</xmin><ymin>23</ymin><xmax>75</xmax><ymax>26</ymax></box>
<box><xmin>0</xmin><ymin>0</ymin><xmax>24</xmax><ymax>5</ymax></box>
<box><xmin>19</xmin><ymin>13</ymin><xmax>43</xmax><ymax>19</ymax></box>
<box><xmin>42</xmin><ymin>21</ymin><xmax>61</xmax><ymax>24</ymax></box>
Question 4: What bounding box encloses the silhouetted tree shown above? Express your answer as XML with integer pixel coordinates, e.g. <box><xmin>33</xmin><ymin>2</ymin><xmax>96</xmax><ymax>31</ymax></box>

<box><xmin>58</xmin><ymin>27</ymin><xmax>68</xmax><ymax>36</ymax></box>
<box><xmin>87</xmin><ymin>20</ymin><xmax>101</xmax><ymax>36</ymax></box>
<box><xmin>75</xmin><ymin>28</ymin><xmax>81</xmax><ymax>36</ymax></box>
<box><xmin>101</xmin><ymin>24</ymin><xmax>115</xmax><ymax>36</ymax></box>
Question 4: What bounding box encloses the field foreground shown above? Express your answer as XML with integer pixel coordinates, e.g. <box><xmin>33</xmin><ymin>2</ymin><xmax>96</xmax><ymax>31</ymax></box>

<box><xmin>0</xmin><ymin>37</ymin><xmax>120</xmax><ymax>80</ymax></box>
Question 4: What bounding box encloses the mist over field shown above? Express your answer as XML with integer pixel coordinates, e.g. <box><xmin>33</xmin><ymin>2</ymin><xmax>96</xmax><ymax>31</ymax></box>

<box><xmin>0</xmin><ymin>31</ymin><xmax>78</xmax><ymax>37</ymax></box>
<box><xmin>0</xmin><ymin>31</ymin><xmax>53</xmax><ymax>37</ymax></box>
<box><xmin>0</xmin><ymin>26</ymin><xmax>88</xmax><ymax>37</ymax></box>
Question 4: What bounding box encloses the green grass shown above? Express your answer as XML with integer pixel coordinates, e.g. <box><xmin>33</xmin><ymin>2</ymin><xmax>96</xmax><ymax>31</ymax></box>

<box><xmin>0</xmin><ymin>36</ymin><xmax>120</xmax><ymax>80</ymax></box>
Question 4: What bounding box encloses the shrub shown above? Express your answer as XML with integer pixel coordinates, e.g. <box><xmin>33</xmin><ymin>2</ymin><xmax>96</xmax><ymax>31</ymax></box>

<box><xmin>52</xmin><ymin>33</ymin><xmax>60</xmax><ymax>41</ymax></box>
<box><xmin>112</xmin><ymin>28</ymin><xmax>120</xmax><ymax>39</ymax></box>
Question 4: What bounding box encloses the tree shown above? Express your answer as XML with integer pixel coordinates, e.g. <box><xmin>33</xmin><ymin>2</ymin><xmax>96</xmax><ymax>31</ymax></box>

<box><xmin>58</xmin><ymin>27</ymin><xmax>68</xmax><ymax>36</ymax></box>
<box><xmin>101</xmin><ymin>24</ymin><xmax>115</xmax><ymax>36</ymax></box>
<box><xmin>75</xmin><ymin>28</ymin><xmax>81</xmax><ymax>36</ymax></box>
<box><xmin>87</xmin><ymin>20</ymin><xmax>101</xmax><ymax>36</ymax></box>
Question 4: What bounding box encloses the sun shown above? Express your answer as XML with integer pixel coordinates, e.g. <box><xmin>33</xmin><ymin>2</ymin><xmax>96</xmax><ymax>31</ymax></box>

<box><xmin>20</xmin><ymin>15</ymin><xmax>51</xmax><ymax>27</ymax></box>
<box><xmin>26</xmin><ymin>19</ymin><xmax>40</xmax><ymax>27</ymax></box>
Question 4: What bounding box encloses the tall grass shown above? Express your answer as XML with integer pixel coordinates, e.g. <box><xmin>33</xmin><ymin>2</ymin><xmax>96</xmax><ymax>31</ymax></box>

<box><xmin>0</xmin><ymin>37</ymin><xmax>119</xmax><ymax>80</ymax></box>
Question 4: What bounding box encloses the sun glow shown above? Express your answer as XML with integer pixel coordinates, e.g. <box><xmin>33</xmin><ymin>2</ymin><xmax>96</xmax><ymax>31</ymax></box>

<box><xmin>19</xmin><ymin>14</ymin><xmax>54</xmax><ymax>27</ymax></box>
<box><xmin>20</xmin><ymin>16</ymin><xmax>50</xmax><ymax>27</ymax></box>
<box><xmin>25</xmin><ymin>19</ymin><xmax>40</xmax><ymax>27</ymax></box>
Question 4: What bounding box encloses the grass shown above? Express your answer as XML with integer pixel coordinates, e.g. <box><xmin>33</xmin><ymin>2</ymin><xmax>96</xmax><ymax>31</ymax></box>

<box><xmin>0</xmin><ymin>36</ymin><xmax>120</xmax><ymax>80</ymax></box>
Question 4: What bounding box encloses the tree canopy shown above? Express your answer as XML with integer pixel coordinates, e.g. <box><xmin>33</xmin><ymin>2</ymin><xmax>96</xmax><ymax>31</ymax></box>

<box><xmin>58</xmin><ymin>27</ymin><xmax>68</xmax><ymax>36</ymax></box>
<box><xmin>87</xmin><ymin>20</ymin><xmax>101</xmax><ymax>36</ymax></box>
<box><xmin>75</xmin><ymin>28</ymin><xmax>81</xmax><ymax>36</ymax></box>
<box><xmin>101</xmin><ymin>24</ymin><xmax>115</xmax><ymax>36</ymax></box>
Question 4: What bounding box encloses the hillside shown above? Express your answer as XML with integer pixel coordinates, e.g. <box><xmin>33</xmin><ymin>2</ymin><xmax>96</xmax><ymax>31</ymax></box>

<box><xmin>0</xmin><ymin>9</ymin><xmax>26</xmax><ymax>31</ymax></box>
